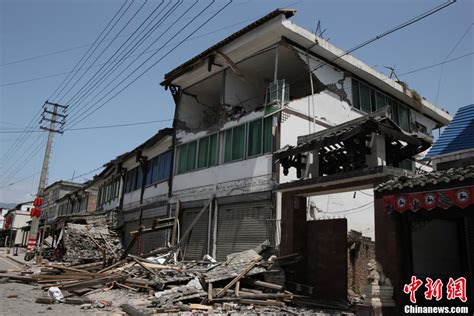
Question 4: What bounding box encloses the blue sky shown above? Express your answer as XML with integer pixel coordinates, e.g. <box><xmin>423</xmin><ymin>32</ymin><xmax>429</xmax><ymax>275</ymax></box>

<box><xmin>0</xmin><ymin>0</ymin><xmax>473</xmax><ymax>203</ymax></box>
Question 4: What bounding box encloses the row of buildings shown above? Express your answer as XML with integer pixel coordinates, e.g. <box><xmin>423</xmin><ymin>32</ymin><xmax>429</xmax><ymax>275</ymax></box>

<box><xmin>12</xmin><ymin>9</ymin><xmax>472</xmax><ymax>313</ymax></box>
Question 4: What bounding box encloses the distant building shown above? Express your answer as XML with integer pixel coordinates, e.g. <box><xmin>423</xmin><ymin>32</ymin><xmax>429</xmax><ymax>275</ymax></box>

<box><xmin>42</xmin><ymin>180</ymin><xmax>83</xmax><ymax>224</ymax></box>
<box><xmin>1</xmin><ymin>201</ymin><xmax>33</xmax><ymax>247</ymax></box>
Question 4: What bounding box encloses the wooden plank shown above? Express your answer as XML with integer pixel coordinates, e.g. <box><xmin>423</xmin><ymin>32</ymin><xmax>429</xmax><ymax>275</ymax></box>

<box><xmin>132</xmin><ymin>257</ymin><xmax>158</xmax><ymax>276</ymax></box>
<box><xmin>35</xmin><ymin>297</ymin><xmax>55</xmax><ymax>304</ymax></box>
<box><xmin>0</xmin><ymin>273</ymin><xmax>34</xmax><ymax>283</ymax></box>
<box><xmin>242</xmin><ymin>278</ymin><xmax>284</xmax><ymax>291</ymax></box>
<box><xmin>235</xmin><ymin>281</ymin><xmax>240</xmax><ymax>297</ymax></box>
<box><xmin>59</xmin><ymin>275</ymin><xmax>127</xmax><ymax>291</ymax></box>
<box><xmin>215</xmin><ymin>256</ymin><xmax>262</xmax><ymax>298</ymax></box>
<box><xmin>190</xmin><ymin>304</ymin><xmax>212</xmax><ymax>310</ymax></box>
<box><xmin>128</xmin><ymin>223</ymin><xmax>173</xmax><ymax>236</ymax></box>
<box><xmin>208</xmin><ymin>282</ymin><xmax>213</xmax><ymax>302</ymax></box>
<box><xmin>165</xmin><ymin>195</ymin><xmax>214</xmax><ymax>263</ymax></box>
<box><xmin>240</xmin><ymin>298</ymin><xmax>285</xmax><ymax>307</ymax></box>
<box><xmin>171</xmin><ymin>200</ymin><xmax>180</xmax><ymax>246</ymax></box>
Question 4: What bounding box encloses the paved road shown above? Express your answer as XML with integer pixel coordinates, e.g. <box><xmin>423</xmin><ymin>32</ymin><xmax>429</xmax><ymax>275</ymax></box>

<box><xmin>0</xmin><ymin>252</ymin><xmax>23</xmax><ymax>271</ymax></box>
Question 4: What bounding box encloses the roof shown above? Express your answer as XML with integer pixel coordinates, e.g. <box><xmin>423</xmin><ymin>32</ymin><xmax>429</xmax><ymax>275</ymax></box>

<box><xmin>376</xmin><ymin>164</ymin><xmax>474</xmax><ymax>193</ymax></box>
<box><xmin>425</xmin><ymin>104</ymin><xmax>474</xmax><ymax>159</ymax></box>
<box><xmin>274</xmin><ymin>107</ymin><xmax>432</xmax><ymax>161</ymax></box>
<box><xmin>44</xmin><ymin>180</ymin><xmax>83</xmax><ymax>193</ymax></box>
<box><xmin>91</xmin><ymin>127</ymin><xmax>173</xmax><ymax>183</ymax></box>
<box><xmin>161</xmin><ymin>8</ymin><xmax>296</xmax><ymax>85</ymax></box>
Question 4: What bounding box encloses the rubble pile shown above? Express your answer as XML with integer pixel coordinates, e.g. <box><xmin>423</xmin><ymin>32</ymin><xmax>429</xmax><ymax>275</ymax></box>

<box><xmin>62</xmin><ymin>220</ymin><xmax>123</xmax><ymax>265</ymax></box>
<box><xmin>0</xmin><ymin>245</ymin><xmax>349</xmax><ymax>314</ymax></box>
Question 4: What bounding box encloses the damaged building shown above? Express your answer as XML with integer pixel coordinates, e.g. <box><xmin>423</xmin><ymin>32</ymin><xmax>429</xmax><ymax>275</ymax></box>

<box><xmin>90</xmin><ymin>128</ymin><xmax>174</xmax><ymax>254</ymax></box>
<box><xmin>160</xmin><ymin>8</ymin><xmax>449</xmax><ymax>265</ymax></box>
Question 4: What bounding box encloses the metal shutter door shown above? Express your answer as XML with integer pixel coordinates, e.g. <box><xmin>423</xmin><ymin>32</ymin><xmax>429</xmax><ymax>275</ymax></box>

<box><xmin>216</xmin><ymin>202</ymin><xmax>272</xmax><ymax>261</ymax></box>
<box><xmin>124</xmin><ymin>219</ymin><xmax>167</xmax><ymax>255</ymax></box>
<box><xmin>180</xmin><ymin>208</ymin><xmax>209</xmax><ymax>260</ymax></box>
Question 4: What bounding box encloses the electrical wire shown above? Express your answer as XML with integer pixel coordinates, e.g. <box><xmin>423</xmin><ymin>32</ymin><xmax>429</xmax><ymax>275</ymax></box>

<box><xmin>435</xmin><ymin>22</ymin><xmax>473</xmax><ymax>103</ymax></box>
<box><xmin>65</xmin><ymin>0</ymin><xmax>197</xmax><ymax>126</ymax></box>
<box><xmin>65</xmin><ymin>1</ymin><xmax>181</xmax><ymax>114</ymax></box>
<box><xmin>0</xmin><ymin>118</ymin><xmax>173</xmax><ymax>133</ymax></box>
<box><xmin>65</xmin><ymin>0</ymin><xmax>170</xmax><ymax>106</ymax></box>
<box><xmin>68</xmin><ymin>0</ymin><xmax>232</xmax><ymax>128</ymax></box>
<box><xmin>49</xmin><ymin>0</ymin><xmax>130</xmax><ymax>101</ymax></box>
<box><xmin>55</xmin><ymin>0</ymin><xmax>146</xmax><ymax>103</ymax></box>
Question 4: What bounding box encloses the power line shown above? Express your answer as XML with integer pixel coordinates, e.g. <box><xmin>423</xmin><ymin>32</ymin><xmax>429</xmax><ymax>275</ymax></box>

<box><xmin>435</xmin><ymin>22</ymin><xmax>473</xmax><ymax>103</ymax></box>
<box><xmin>68</xmin><ymin>0</ymin><xmax>232</xmax><ymax>128</ymax></box>
<box><xmin>65</xmin><ymin>0</ymin><xmax>198</xmax><ymax>125</ymax></box>
<box><xmin>48</xmin><ymin>0</ymin><xmax>130</xmax><ymax>101</ymax></box>
<box><xmin>0</xmin><ymin>12</ymin><xmax>266</xmax><ymax>88</ymax></box>
<box><xmin>0</xmin><ymin>3</ymin><xmax>253</xmax><ymax>68</ymax></box>
<box><xmin>398</xmin><ymin>51</ymin><xmax>473</xmax><ymax>76</ymax></box>
<box><xmin>306</xmin><ymin>1</ymin><xmax>456</xmax><ymax>75</ymax></box>
<box><xmin>65</xmin><ymin>1</ymin><xmax>181</xmax><ymax>113</ymax></box>
<box><xmin>55</xmin><ymin>0</ymin><xmax>142</xmax><ymax>103</ymax></box>
<box><xmin>0</xmin><ymin>118</ymin><xmax>173</xmax><ymax>133</ymax></box>
<box><xmin>0</xmin><ymin>171</ymin><xmax>41</xmax><ymax>189</ymax></box>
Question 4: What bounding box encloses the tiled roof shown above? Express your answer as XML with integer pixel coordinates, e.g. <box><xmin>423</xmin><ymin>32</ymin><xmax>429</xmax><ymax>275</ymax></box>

<box><xmin>425</xmin><ymin>104</ymin><xmax>474</xmax><ymax>159</ymax></box>
<box><xmin>376</xmin><ymin>164</ymin><xmax>474</xmax><ymax>193</ymax></box>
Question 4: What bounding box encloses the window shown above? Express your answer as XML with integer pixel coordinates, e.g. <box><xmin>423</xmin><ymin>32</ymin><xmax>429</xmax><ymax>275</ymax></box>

<box><xmin>176</xmin><ymin>116</ymin><xmax>274</xmax><ymax>174</ymax></box>
<box><xmin>263</xmin><ymin>116</ymin><xmax>273</xmax><ymax>153</ymax></box>
<box><xmin>177</xmin><ymin>141</ymin><xmax>197</xmax><ymax>174</ymax></box>
<box><xmin>187</xmin><ymin>141</ymin><xmax>197</xmax><ymax>171</ymax></box>
<box><xmin>352</xmin><ymin>78</ymin><xmax>411</xmax><ymax>132</ymax></box>
<box><xmin>157</xmin><ymin>151</ymin><xmax>171</xmax><ymax>181</ymax></box>
<box><xmin>248</xmin><ymin>119</ymin><xmax>263</xmax><ymax>157</ymax></box>
<box><xmin>124</xmin><ymin>167</ymin><xmax>142</xmax><ymax>193</ymax></box>
<box><xmin>197</xmin><ymin>137</ymin><xmax>209</xmax><ymax>169</ymax></box>
<box><xmin>209</xmin><ymin>134</ymin><xmax>218</xmax><ymax>166</ymax></box>
<box><xmin>232</xmin><ymin>125</ymin><xmax>245</xmax><ymax>161</ymax></box>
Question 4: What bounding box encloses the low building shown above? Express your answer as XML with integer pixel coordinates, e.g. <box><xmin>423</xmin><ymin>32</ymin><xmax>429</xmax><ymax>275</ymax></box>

<box><xmin>56</xmin><ymin>182</ymin><xmax>98</xmax><ymax>217</ymax></box>
<box><xmin>375</xmin><ymin>104</ymin><xmax>474</xmax><ymax>313</ymax></box>
<box><xmin>89</xmin><ymin>128</ymin><xmax>174</xmax><ymax>254</ymax></box>
<box><xmin>2</xmin><ymin>201</ymin><xmax>33</xmax><ymax>247</ymax></box>
<box><xmin>42</xmin><ymin>180</ymin><xmax>83</xmax><ymax>224</ymax></box>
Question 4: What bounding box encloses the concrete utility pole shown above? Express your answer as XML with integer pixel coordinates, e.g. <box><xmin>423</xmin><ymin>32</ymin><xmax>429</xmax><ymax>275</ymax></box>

<box><xmin>27</xmin><ymin>101</ymin><xmax>67</xmax><ymax>259</ymax></box>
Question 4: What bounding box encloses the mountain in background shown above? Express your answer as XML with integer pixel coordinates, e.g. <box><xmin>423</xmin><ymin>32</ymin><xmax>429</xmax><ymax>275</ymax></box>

<box><xmin>0</xmin><ymin>202</ymin><xmax>16</xmax><ymax>209</ymax></box>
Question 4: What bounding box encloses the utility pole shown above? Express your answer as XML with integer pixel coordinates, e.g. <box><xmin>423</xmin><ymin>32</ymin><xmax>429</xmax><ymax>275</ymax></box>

<box><xmin>27</xmin><ymin>101</ymin><xmax>67</xmax><ymax>261</ymax></box>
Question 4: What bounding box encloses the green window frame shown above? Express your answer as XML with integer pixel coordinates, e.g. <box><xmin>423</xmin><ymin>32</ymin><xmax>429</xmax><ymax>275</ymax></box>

<box><xmin>232</xmin><ymin>125</ymin><xmax>246</xmax><ymax>161</ymax></box>
<box><xmin>263</xmin><ymin>116</ymin><xmax>273</xmax><ymax>153</ymax></box>
<box><xmin>209</xmin><ymin>133</ymin><xmax>218</xmax><ymax>166</ymax></box>
<box><xmin>247</xmin><ymin>119</ymin><xmax>263</xmax><ymax>157</ymax></box>
<box><xmin>197</xmin><ymin>137</ymin><xmax>209</xmax><ymax>169</ymax></box>
<box><xmin>352</xmin><ymin>79</ymin><xmax>360</xmax><ymax>110</ymax></box>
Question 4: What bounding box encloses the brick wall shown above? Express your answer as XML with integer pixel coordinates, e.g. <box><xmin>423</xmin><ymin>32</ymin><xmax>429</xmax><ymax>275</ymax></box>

<box><xmin>347</xmin><ymin>230</ymin><xmax>375</xmax><ymax>296</ymax></box>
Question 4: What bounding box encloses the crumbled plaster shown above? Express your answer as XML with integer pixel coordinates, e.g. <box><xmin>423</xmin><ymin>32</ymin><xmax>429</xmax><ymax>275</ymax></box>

<box><xmin>295</xmin><ymin>49</ymin><xmax>352</xmax><ymax>106</ymax></box>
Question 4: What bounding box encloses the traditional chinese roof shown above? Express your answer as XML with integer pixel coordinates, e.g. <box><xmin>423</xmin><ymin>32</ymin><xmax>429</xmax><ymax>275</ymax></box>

<box><xmin>274</xmin><ymin>107</ymin><xmax>432</xmax><ymax>161</ymax></box>
<box><xmin>376</xmin><ymin>164</ymin><xmax>474</xmax><ymax>193</ymax></box>
<box><xmin>425</xmin><ymin>104</ymin><xmax>474</xmax><ymax>159</ymax></box>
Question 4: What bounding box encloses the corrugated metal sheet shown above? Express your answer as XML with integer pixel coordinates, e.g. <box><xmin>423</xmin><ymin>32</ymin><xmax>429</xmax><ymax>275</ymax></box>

<box><xmin>181</xmin><ymin>208</ymin><xmax>209</xmax><ymax>260</ymax></box>
<box><xmin>426</xmin><ymin>104</ymin><xmax>474</xmax><ymax>158</ymax></box>
<box><xmin>216</xmin><ymin>202</ymin><xmax>272</xmax><ymax>261</ymax></box>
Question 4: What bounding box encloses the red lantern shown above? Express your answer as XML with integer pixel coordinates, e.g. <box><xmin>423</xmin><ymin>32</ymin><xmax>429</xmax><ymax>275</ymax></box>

<box><xmin>33</xmin><ymin>197</ymin><xmax>42</xmax><ymax>207</ymax></box>
<box><xmin>30</xmin><ymin>207</ymin><xmax>41</xmax><ymax>218</ymax></box>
